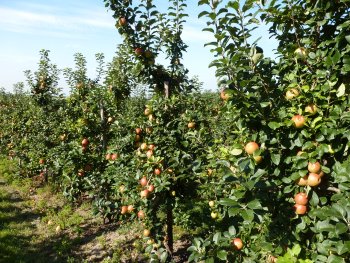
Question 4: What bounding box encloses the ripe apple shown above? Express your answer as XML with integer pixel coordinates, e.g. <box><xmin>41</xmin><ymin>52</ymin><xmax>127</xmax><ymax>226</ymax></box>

<box><xmin>154</xmin><ymin>168</ymin><xmax>161</xmax><ymax>175</ymax></box>
<box><xmin>148</xmin><ymin>114</ymin><xmax>155</xmax><ymax>122</ymax></box>
<box><xmin>111</xmin><ymin>153</ymin><xmax>118</xmax><ymax>160</ymax></box>
<box><xmin>140</xmin><ymin>143</ymin><xmax>148</xmax><ymax>151</ymax></box>
<box><xmin>188</xmin><ymin>122</ymin><xmax>196</xmax><ymax>129</ymax></box>
<box><xmin>135</xmin><ymin>128</ymin><xmax>142</xmax><ymax>135</ymax></box>
<box><xmin>81</xmin><ymin>138</ymin><xmax>89</xmax><ymax>147</ymax></box>
<box><xmin>105</xmin><ymin>153</ymin><xmax>111</xmax><ymax>161</ymax></box>
<box><xmin>118</xmin><ymin>17</ymin><xmax>127</xmax><ymax>27</ymax></box>
<box><xmin>294</xmin><ymin>192</ymin><xmax>308</xmax><ymax>205</ymax></box>
<box><xmin>135</xmin><ymin>47</ymin><xmax>143</xmax><ymax>56</ymax></box>
<box><xmin>148</xmin><ymin>185</ymin><xmax>155</xmax><ymax>192</ymax></box>
<box><xmin>305</xmin><ymin>104</ymin><xmax>317</xmax><ymax>115</ymax></box>
<box><xmin>59</xmin><ymin>134</ymin><xmax>67</xmax><ymax>141</ymax></box>
<box><xmin>140</xmin><ymin>177</ymin><xmax>148</xmax><ymax>187</ymax></box>
<box><xmin>245</xmin><ymin>142</ymin><xmax>259</xmax><ymax>155</ymax></box>
<box><xmin>143</xmin><ymin>229</ymin><xmax>151</xmax><ymax>237</ymax></box>
<box><xmin>285</xmin><ymin>88</ymin><xmax>299</xmax><ymax>100</ymax></box>
<box><xmin>148</xmin><ymin>144</ymin><xmax>155</xmax><ymax>150</ymax></box>
<box><xmin>146</xmin><ymin>150</ymin><xmax>153</xmax><ymax>159</ymax></box>
<box><xmin>78</xmin><ymin>169</ymin><xmax>85</xmax><ymax>177</ymax></box>
<box><xmin>138</xmin><ymin>210</ymin><xmax>145</xmax><ymax>219</ymax></box>
<box><xmin>209</xmin><ymin>201</ymin><xmax>215</xmax><ymax>207</ymax></box>
<box><xmin>127</xmin><ymin>205</ymin><xmax>134</xmax><ymax>213</ymax></box>
<box><xmin>232</xmin><ymin>238</ymin><xmax>243</xmax><ymax>250</ymax></box>
<box><xmin>135</xmin><ymin>135</ymin><xmax>141</xmax><ymax>142</ymax></box>
<box><xmin>220</xmin><ymin>89</ymin><xmax>233</xmax><ymax>101</ymax></box>
<box><xmin>308</xmin><ymin>161</ymin><xmax>321</xmax><ymax>173</ymax></box>
<box><xmin>292</xmin><ymin>115</ymin><xmax>306</xmax><ymax>128</ymax></box>
<box><xmin>141</xmin><ymin>189</ymin><xmax>150</xmax><ymax>198</ymax></box>
<box><xmin>39</xmin><ymin>158</ymin><xmax>45</xmax><ymax>165</ymax></box>
<box><xmin>55</xmin><ymin>225</ymin><xmax>61</xmax><ymax>234</ymax></box>
<box><xmin>297</xmin><ymin>150</ymin><xmax>305</xmax><ymax>156</ymax></box>
<box><xmin>211</xmin><ymin>212</ymin><xmax>218</xmax><ymax>219</ymax></box>
<box><xmin>296</xmin><ymin>175</ymin><xmax>308</xmax><ymax>186</ymax></box>
<box><xmin>294</xmin><ymin>204</ymin><xmax>307</xmax><ymax>215</ymax></box>
<box><xmin>107</xmin><ymin>117</ymin><xmax>114</xmax><ymax>123</ymax></box>
<box><xmin>121</xmin><ymin>206</ymin><xmax>128</xmax><ymax>215</ymax></box>
<box><xmin>294</xmin><ymin>47</ymin><xmax>307</xmax><ymax>59</ymax></box>
<box><xmin>253</xmin><ymin>155</ymin><xmax>262</xmax><ymax>164</ymax></box>
<box><xmin>307</xmin><ymin>173</ymin><xmax>321</xmax><ymax>187</ymax></box>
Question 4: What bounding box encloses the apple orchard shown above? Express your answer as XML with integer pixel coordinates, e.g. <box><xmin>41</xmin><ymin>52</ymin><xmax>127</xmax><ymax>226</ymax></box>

<box><xmin>1</xmin><ymin>0</ymin><xmax>350</xmax><ymax>262</ymax></box>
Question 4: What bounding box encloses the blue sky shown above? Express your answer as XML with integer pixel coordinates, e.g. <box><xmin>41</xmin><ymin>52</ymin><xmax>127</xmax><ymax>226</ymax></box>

<box><xmin>0</xmin><ymin>0</ymin><xmax>277</xmax><ymax>93</ymax></box>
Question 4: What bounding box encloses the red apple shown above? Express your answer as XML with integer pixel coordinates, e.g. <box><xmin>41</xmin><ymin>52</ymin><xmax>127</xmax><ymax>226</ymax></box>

<box><xmin>294</xmin><ymin>204</ymin><xmax>307</xmax><ymax>215</ymax></box>
<box><xmin>294</xmin><ymin>192</ymin><xmax>308</xmax><ymax>205</ymax></box>
<box><xmin>245</xmin><ymin>142</ymin><xmax>259</xmax><ymax>155</ymax></box>
<box><xmin>140</xmin><ymin>177</ymin><xmax>148</xmax><ymax>187</ymax></box>
<box><xmin>154</xmin><ymin>168</ymin><xmax>161</xmax><ymax>176</ymax></box>
<box><xmin>105</xmin><ymin>153</ymin><xmax>111</xmax><ymax>161</ymax></box>
<box><xmin>146</xmin><ymin>150</ymin><xmax>153</xmax><ymax>159</ymax></box>
<box><xmin>305</xmin><ymin>104</ymin><xmax>317</xmax><ymax>115</ymax></box>
<box><xmin>220</xmin><ymin>89</ymin><xmax>233</xmax><ymax>101</ymax></box>
<box><xmin>308</xmin><ymin>161</ymin><xmax>321</xmax><ymax>173</ymax></box>
<box><xmin>135</xmin><ymin>128</ymin><xmax>142</xmax><ymax>135</ymax></box>
<box><xmin>140</xmin><ymin>143</ymin><xmax>148</xmax><ymax>151</ymax></box>
<box><xmin>118</xmin><ymin>17</ymin><xmax>127</xmax><ymax>27</ymax></box>
<box><xmin>137</xmin><ymin>210</ymin><xmax>145</xmax><ymax>219</ymax></box>
<box><xmin>135</xmin><ymin>47</ymin><xmax>143</xmax><ymax>56</ymax></box>
<box><xmin>148</xmin><ymin>185</ymin><xmax>155</xmax><ymax>192</ymax></box>
<box><xmin>81</xmin><ymin>138</ymin><xmax>89</xmax><ymax>147</ymax></box>
<box><xmin>141</xmin><ymin>189</ymin><xmax>150</xmax><ymax>198</ymax></box>
<box><xmin>232</xmin><ymin>238</ymin><xmax>243</xmax><ymax>250</ymax></box>
<box><xmin>121</xmin><ymin>206</ymin><xmax>128</xmax><ymax>215</ymax></box>
<box><xmin>111</xmin><ymin>153</ymin><xmax>118</xmax><ymax>161</ymax></box>
<box><xmin>127</xmin><ymin>205</ymin><xmax>134</xmax><ymax>213</ymax></box>
<box><xmin>307</xmin><ymin>173</ymin><xmax>321</xmax><ymax>187</ymax></box>
<box><xmin>148</xmin><ymin>144</ymin><xmax>155</xmax><ymax>150</ymax></box>
<box><xmin>292</xmin><ymin>115</ymin><xmax>306</xmax><ymax>128</ymax></box>
<box><xmin>296</xmin><ymin>175</ymin><xmax>308</xmax><ymax>186</ymax></box>
<box><xmin>39</xmin><ymin>158</ymin><xmax>45</xmax><ymax>165</ymax></box>
<box><xmin>78</xmin><ymin>169</ymin><xmax>85</xmax><ymax>177</ymax></box>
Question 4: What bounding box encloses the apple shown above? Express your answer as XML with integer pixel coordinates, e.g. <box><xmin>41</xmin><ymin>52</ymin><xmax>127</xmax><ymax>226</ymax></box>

<box><xmin>285</xmin><ymin>88</ymin><xmax>299</xmax><ymax>100</ymax></box>
<box><xmin>81</xmin><ymin>138</ymin><xmax>89</xmax><ymax>147</ymax></box>
<box><xmin>78</xmin><ymin>169</ymin><xmax>85</xmax><ymax>177</ymax></box>
<box><xmin>148</xmin><ymin>114</ymin><xmax>155</xmax><ymax>122</ymax></box>
<box><xmin>146</xmin><ymin>127</ymin><xmax>153</xmax><ymax>134</ymax></box>
<box><xmin>111</xmin><ymin>153</ymin><xmax>118</xmax><ymax>161</ymax></box>
<box><xmin>307</xmin><ymin>173</ymin><xmax>321</xmax><ymax>187</ymax></box>
<box><xmin>207</xmin><ymin>168</ymin><xmax>213</xmax><ymax>176</ymax></box>
<box><xmin>84</xmin><ymin>164</ymin><xmax>92</xmax><ymax>171</ymax></box>
<box><xmin>294</xmin><ymin>192</ymin><xmax>308</xmax><ymax>205</ymax></box>
<box><xmin>308</xmin><ymin>161</ymin><xmax>321</xmax><ymax>173</ymax></box>
<box><xmin>232</xmin><ymin>238</ymin><xmax>243</xmax><ymax>250</ymax></box>
<box><xmin>119</xmin><ymin>185</ymin><xmax>125</xmax><ymax>193</ymax></box>
<box><xmin>135</xmin><ymin>47</ymin><xmax>143</xmax><ymax>56</ymax></box>
<box><xmin>154</xmin><ymin>168</ymin><xmax>161</xmax><ymax>175</ymax></box>
<box><xmin>140</xmin><ymin>177</ymin><xmax>148</xmax><ymax>187</ymax></box>
<box><xmin>127</xmin><ymin>205</ymin><xmax>134</xmax><ymax>213</ymax></box>
<box><xmin>143</xmin><ymin>229</ymin><xmax>151</xmax><ymax>237</ymax></box>
<box><xmin>144</xmin><ymin>108</ymin><xmax>152</xmax><ymax>116</ymax></box>
<box><xmin>146</xmin><ymin>150</ymin><xmax>153</xmax><ymax>159</ymax></box>
<box><xmin>220</xmin><ymin>89</ymin><xmax>233</xmax><ymax>101</ymax></box>
<box><xmin>245</xmin><ymin>142</ymin><xmax>259</xmax><ymax>155</ymax></box>
<box><xmin>294</xmin><ymin>204</ymin><xmax>307</xmax><ymax>215</ymax></box>
<box><xmin>141</xmin><ymin>189</ymin><xmax>150</xmax><ymax>198</ymax></box>
<box><xmin>121</xmin><ymin>206</ymin><xmax>128</xmax><ymax>215</ymax></box>
<box><xmin>188</xmin><ymin>122</ymin><xmax>196</xmax><ymax>129</ymax></box>
<box><xmin>105</xmin><ymin>153</ymin><xmax>111</xmax><ymax>161</ymax></box>
<box><xmin>297</xmin><ymin>150</ymin><xmax>305</xmax><ymax>156</ymax></box>
<box><xmin>118</xmin><ymin>17</ymin><xmax>127</xmax><ymax>27</ymax></box>
<box><xmin>138</xmin><ymin>210</ymin><xmax>145</xmax><ymax>219</ymax></box>
<box><xmin>135</xmin><ymin>128</ymin><xmax>142</xmax><ymax>135</ymax></box>
<box><xmin>294</xmin><ymin>47</ymin><xmax>307</xmax><ymax>59</ymax></box>
<box><xmin>254</xmin><ymin>155</ymin><xmax>262</xmax><ymax>164</ymax></box>
<box><xmin>55</xmin><ymin>225</ymin><xmax>61</xmax><ymax>234</ymax></box>
<box><xmin>319</xmin><ymin>171</ymin><xmax>325</xmax><ymax>178</ymax></box>
<box><xmin>39</xmin><ymin>158</ymin><xmax>45</xmax><ymax>165</ymax></box>
<box><xmin>144</xmin><ymin>50</ymin><xmax>153</xmax><ymax>58</ymax></box>
<box><xmin>39</xmin><ymin>171</ymin><xmax>45</xmax><ymax>178</ymax></box>
<box><xmin>296</xmin><ymin>175</ymin><xmax>308</xmax><ymax>186</ymax></box>
<box><xmin>59</xmin><ymin>134</ymin><xmax>67</xmax><ymax>141</ymax></box>
<box><xmin>140</xmin><ymin>143</ymin><xmax>148</xmax><ymax>151</ymax></box>
<box><xmin>305</xmin><ymin>104</ymin><xmax>317</xmax><ymax>115</ymax></box>
<box><xmin>209</xmin><ymin>201</ymin><xmax>215</xmax><ymax>207</ymax></box>
<box><xmin>76</xmin><ymin>83</ymin><xmax>83</xmax><ymax>89</ymax></box>
<box><xmin>292</xmin><ymin>115</ymin><xmax>306</xmax><ymax>128</ymax></box>
<box><xmin>211</xmin><ymin>212</ymin><xmax>218</xmax><ymax>219</ymax></box>
<box><xmin>107</xmin><ymin>117</ymin><xmax>114</xmax><ymax>123</ymax></box>
<box><xmin>148</xmin><ymin>144</ymin><xmax>155</xmax><ymax>150</ymax></box>
<box><xmin>148</xmin><ymin>185</ymin><xmax>155</xmax><ymax>192</ymax></box>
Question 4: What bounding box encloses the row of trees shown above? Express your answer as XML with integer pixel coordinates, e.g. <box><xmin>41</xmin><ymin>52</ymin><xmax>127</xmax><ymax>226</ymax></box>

<box><xmin>1</xmin><ymin>0</ymin><xmax>350</xmax><ymax>262</ymax></box>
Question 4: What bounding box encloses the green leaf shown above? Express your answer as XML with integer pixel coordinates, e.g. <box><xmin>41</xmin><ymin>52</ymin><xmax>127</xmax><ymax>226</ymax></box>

<box><xmin>219</xmin><ymin>198</ymin><xmax>238</xmax><ymax>206</ymax></box>
<box><xmin>213</xmin><ymin>232</ymin><xmax>221</xmax><ymax>244</ymax></box>
<box><xmin>247</xmin><ymin>199</ymin><xmax>262</xmax><ymax>209</ymax></box>
<box><xmin>291</xmin><ymin>244</ymin><xmax>301</xmax><ymax>256</ymax></box>
<box><xmin>337</xmin><ymin>83</ymin><xmax>346</xmax><ymax>97</ymax></box>
<box><xmin>271</xmin><ymin>153</ymin><xmax>281</xmax><ymax>165</ymax></box>
<box><xmin>230</xmin><ymin>149</ymin><xmax>243</xmax><ymax>156</ymax></box>
<box><xmin>217</xmin><ymin>250</ymin><xmax>228</xmax><ymax>260</ymax></box>
<box><xmin>268</xmin><ymin>122</ymin><xmax>282</xmax><ymax>130</ymax></box>
<box><xmin>241</xmin><ymin>209</ymin><xmax>254</xmax><ymax>222</ymax></box>
<box><xmin>228</xmin><ymin>225</ymin><xmax>236</xmax><ymax>236</ymax></box>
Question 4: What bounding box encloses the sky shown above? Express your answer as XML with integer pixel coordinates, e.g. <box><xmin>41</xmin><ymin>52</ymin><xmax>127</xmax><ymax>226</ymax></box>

<box><xmin>0</xmin><ymin>0</ymin><xmax>278</xmax><ymax>94</ymax></box>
